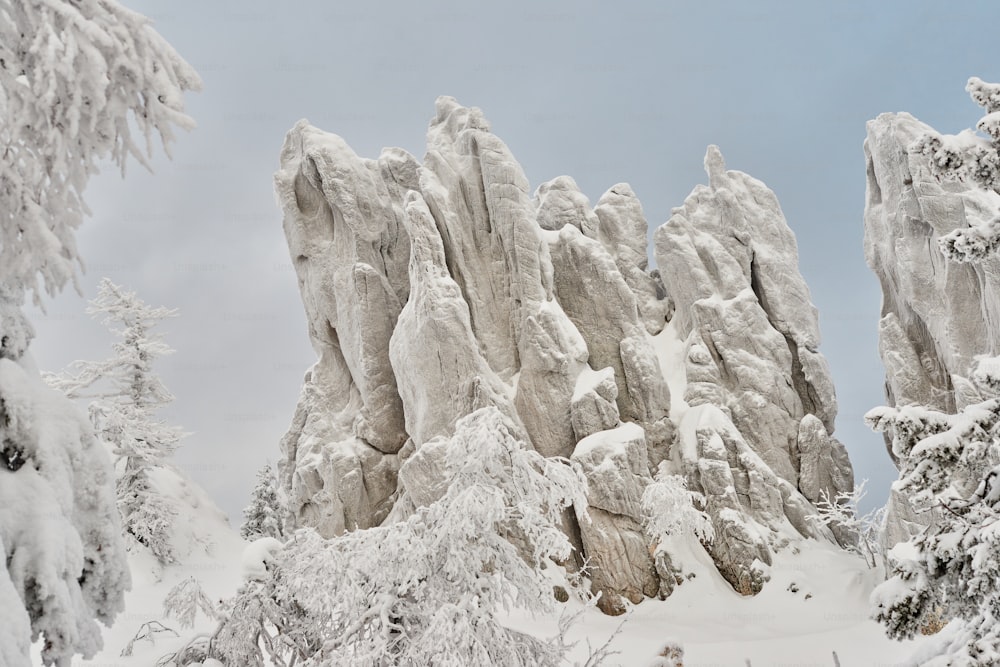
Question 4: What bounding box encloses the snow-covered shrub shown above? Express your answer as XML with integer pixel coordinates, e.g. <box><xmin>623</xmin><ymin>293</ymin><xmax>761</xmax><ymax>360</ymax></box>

<box><xmin>240</xmin><ymin>464</ymin><xmax>285</xmax><ymax>541</ymax></box>
<box><xmin>868</xmin><ymin>356</ymin><xmax>1000</xmax><ymax>663</ymax></box>
<box><xmin>208</xmin><ymin>407</ymin><xmax>592</xmax><ymax>666</ymax></box>
<box><xmin>911</xmin><ymin>77</ymin><xmax>1000</xmax><ymax>262</ymax></box>
<box><xmin>163</xmin><ymin>577</ymin><xmax>221</xmax><ymax>630</ymax></box>
<box><xmin>808</xmin><ymin>480</ymin><xmax>886</xmax><ymax>569</ymax></box>
<box><xmin>647</xmin><ymin>640</ymin><xmax>684</xmax><ymax>667</ymax></box>
<box><xmin>46</xmin><ymin>279</ymin><xmax>185</xmax><ymax>563</ymax></box>
<box><xmin>641</xmin><ymin>462</ymin><xmax>714</xmax><ymax>546</ymax></box>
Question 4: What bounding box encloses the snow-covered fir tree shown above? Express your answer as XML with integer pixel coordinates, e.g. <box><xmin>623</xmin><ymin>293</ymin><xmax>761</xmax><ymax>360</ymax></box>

<box><xmin>912</xmin><ymin>77</ymin><xmax>1000</xmax><ymax>262</ymax></box>
<box><xmin>240</xmin><ymin>463</ymin><xmax>285</xmax><ymax>541</ymax></box>
<box><xmin>868</xmin><ymin>356</ymin><xmax>1000</xmax><ymax>664</ymax></box>
<box><xmin>0</xmin><ymin>1</ymin><xmax>198</xmax><ymax>663</ymax></box>
<box><xmin>47</xmin><ymin>278</ymin><xmax>185</xmax><ymax>563</ymax></box>
<box><xmin>203</xmin><ymin>407</ymin><xmax>593</xmax><ymax>667</ymax></box>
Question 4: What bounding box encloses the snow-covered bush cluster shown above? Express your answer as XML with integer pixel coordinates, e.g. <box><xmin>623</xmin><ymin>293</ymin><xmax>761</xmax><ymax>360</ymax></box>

<box><xmin>205</xmin><ymin>407</ymin><xmax>592</xmax><ymax>666</ymax></box>
<box><xmin>868</xmin><ymin>356</ymin><xmax>1000</xmax><ymax>663</ymax></box>
<box><xmin>912</xmin><ymin>77</ymin><xmax>1000</xmax><ymax>262</ymax></box>
<box><xmin>808</xmin><ymin>481</ymin><xmax>886</xmax><ymax>569</ymax></box>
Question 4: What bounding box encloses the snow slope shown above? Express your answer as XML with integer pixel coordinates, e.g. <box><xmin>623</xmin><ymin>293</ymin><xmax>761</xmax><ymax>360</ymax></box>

<box><xmin>30</xmin><ymin>464</ymin><xmax>247</xmax><ymax>666</ymax></box>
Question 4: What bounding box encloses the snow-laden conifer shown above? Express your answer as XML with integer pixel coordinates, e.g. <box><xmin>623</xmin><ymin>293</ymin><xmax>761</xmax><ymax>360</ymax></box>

<box><xmin>240</xmin><ymin>464</ymin><xmax>285</xmax><ymax>541</ymax></box>
<box><xmin>868</xmin><ymin>356</ymin><xmax>1000</xmax><ymax>663</ymax></box>
<box><xmin>912</xmin><ymin>78</ymin><xmax>1000</xmax><ymax>262</ymax></box>
<box><xmin>47</xmin><ymin>278</ymin><xmax>185</xmax><ymax>563</ymax></box>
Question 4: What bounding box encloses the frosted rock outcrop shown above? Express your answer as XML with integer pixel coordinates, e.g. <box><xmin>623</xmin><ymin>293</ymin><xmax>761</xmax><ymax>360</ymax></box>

<box><xmin>865</xmin><ymin>113</ymin><xmax>1000</xmax><ymax>419</ymax></box>
<box><xmin>654</xmin><ymin>146</ymin><xmax>853</xmax><ymax>538</ymax></box>
<box><xmin>276</xmin><ymin>98</ymin><xmax>852</xmax><ymax>608</ymax></box>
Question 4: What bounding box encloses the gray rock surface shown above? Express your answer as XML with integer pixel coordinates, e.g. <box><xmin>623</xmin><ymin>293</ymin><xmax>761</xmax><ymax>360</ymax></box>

<box><xmin>571</xmin><ymin>424</ymin><xmax>659</xmax><ymax>613</ymax></box>
<box><xmin>275</xmin><ymin>99</ymin><xmax>853</xmax><ymax>609</ymax></box>
<box><xmin>865</xmin><ymin>113</ymin><xmax>1000</xmax><ymax>417</ymax></box>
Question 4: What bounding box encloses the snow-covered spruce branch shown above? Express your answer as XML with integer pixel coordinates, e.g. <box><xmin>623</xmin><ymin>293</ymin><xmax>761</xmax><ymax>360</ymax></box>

<box><xmin>867</xmin><ymin>356</ymin><xmax>1000</xmax><ymax>662</ymax></box>
<box><xmin>910</xmin><ymin>77</ymin><xmax>1000</xmax><ymax>263</ymax></box>
<box><xmin>0</xmin><ymin>0</ymin><xmax>200</xmax><ymax>302</ymax></box>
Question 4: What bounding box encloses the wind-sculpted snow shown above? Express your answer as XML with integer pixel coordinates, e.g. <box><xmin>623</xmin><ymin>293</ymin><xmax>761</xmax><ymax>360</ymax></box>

<box><xmin>275</xmin><ymin>98</ymin><xmax>853</xmax><ymax>609</ymax></box>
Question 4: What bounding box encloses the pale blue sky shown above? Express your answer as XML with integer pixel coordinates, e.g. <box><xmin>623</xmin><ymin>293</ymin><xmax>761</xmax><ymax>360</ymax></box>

<box><xmin>28</xmin><ymin>1</ymin><xmax>1000</xmax><ymax>517</ymax></box>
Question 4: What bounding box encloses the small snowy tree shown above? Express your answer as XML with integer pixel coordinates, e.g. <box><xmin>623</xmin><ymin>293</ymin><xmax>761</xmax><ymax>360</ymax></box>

<box><xmin>912</xmin><ymin>77</ymin><xmax>1000</xmax><ymax>262</ymax></box>
<box><xmin>240</xmin><ymin>464</ymin><xmax>285</xmax><ymax>541</ymax></box>
<box><xmin>47</xmin><ymin>278</ymin><xmax>184</xmax><ymax>563</ymax></box>
<box><xmin>163</xmin><ymin>577</ymin><xmax>220</xmax><ymax>630</ymax></box>
<box><xmin>206</xmin><ymin>407</ymin><xmax>592</xmax><ymax>666</ymax></box>
<box><xmin>641</xmin><ymin>463</ymin><xmax>714</xmax><ymax>546</ymax></box>
<box><xmin>867</xmin><ymin>356</ymin><xmax>1000</xmax><ymax>664</ymax></box>
<box><xmin>808</xmin><ymin>480</ymin><xmax>886</xmax><ymax>569</ymax></box>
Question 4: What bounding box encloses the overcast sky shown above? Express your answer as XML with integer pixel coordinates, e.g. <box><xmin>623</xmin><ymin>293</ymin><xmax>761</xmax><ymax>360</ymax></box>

<box><xmin>25</xmin><ymin>0</ymin><xmax>1000</xmax><ymax>519</ymax></box>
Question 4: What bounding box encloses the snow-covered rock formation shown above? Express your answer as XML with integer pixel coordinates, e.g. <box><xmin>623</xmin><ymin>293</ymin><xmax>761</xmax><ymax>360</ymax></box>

<box><xmin>274</xmin><ymin>97</ymin><xmax>853</xmax><ymax>610</ymax></box>
<box><xmin>864</xmin><ymin>112</ymin><xmax>1000</xmax><ymax>544</ymax></box>
<box><xmin>654</xmin><ymin>147</ymin><xmax>854</xmax><ymax>592</ymax></box>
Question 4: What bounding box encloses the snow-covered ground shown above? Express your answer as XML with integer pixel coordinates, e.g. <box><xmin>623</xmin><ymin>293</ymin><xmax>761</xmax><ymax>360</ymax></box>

<box><xmin>60</xmin><ymin>514</ymin><xmax>928</xmax><ymax>666</ymax></box>
<box><xmin>507</xmin><ymin>539</ymin><xmax>930</xmax><ymax>666</ymax></box>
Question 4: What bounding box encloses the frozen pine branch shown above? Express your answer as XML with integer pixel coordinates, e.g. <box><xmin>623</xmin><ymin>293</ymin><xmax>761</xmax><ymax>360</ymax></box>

<box><xmin>0</xmin><ymin>0</ymin><xmax>200</xmax><ymax>303</ymax></box>
<box><xmin>869</xmin><ymin>356</ymin><xmax>1000</xmax><ymax>661</ymax></box>
<box><xmin>910</xmin><ymin>77</ymin><xmax>1000</xmax><ymax>263</ymax></box>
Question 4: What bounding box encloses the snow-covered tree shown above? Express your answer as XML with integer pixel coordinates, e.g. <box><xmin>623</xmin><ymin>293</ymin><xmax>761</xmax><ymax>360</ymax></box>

<box><xmin>808</xmin><ymin>481</ymin><xmax>886</xmax><ymax>569</ymax></box>
<box><xmin>163</xmin><ymin>577</ymin><xmax>221</xmax><ymax>630</ymax></box>
<box><xmin>912</xmin><ymin>77</ymin><xmax>1000</xmax><ymax>262</ymax></box>
<box><xmin>206</xmin><ymin>407</ymin><xmax>592</xmax><ymax>666</ymax></box>
<box><xmin>47</xmin><ymin>278</ymin><xmax>185</xmax><ymax>563</ymax></box>
<box><xmin>0</xmin><ymin>2</ymin><xmax>198</xmax><ymax>662</ymax></box>
<box><xmin>641</xmin><ymin>462</ymin><xmax>714</xmax><ymax>546</ymax></box>
<box><xmin>867</xmin><ymin>356</ymin><xmax>1000</xmax><ymax>664</ymax></box>
<box><xmin>0</xmin><ymin>0</ymin><xmax>201</xmax><ymax>302</ymax></box>
<box><xmin>240</xmin><ymin>464</ymin><xmax>285</xmax><ymax>541</ymax></box>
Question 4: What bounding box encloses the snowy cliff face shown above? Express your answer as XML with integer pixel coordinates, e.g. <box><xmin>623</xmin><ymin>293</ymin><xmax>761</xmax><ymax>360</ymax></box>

<box><xmin>864</xmin><ymin>112</ymin><xmax>1000</xmax><ymax>543</ymax></box>
<box><xmin>275</xmin><ymin>98</ymin><xmax>853</xmax><ymax>610</ymax></box>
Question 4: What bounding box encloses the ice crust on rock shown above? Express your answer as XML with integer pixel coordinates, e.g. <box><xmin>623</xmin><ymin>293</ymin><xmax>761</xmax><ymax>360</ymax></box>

<box><xmin>275</xmin><ymin>99</ymin><xmax>852</xmax><ymax>608</ymax></box>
